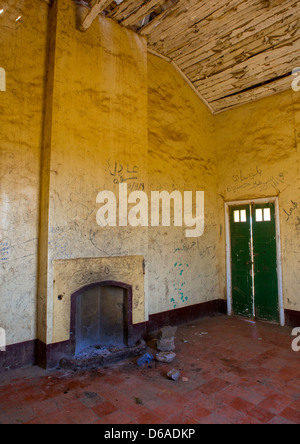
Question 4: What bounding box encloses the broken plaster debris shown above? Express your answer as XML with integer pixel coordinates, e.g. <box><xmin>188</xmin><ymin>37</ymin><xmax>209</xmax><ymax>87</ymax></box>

<box><xmin>167</xmin><ymin>369</ymin><xmax>181</xmax><ymax>381</ymax></box>
<box><xmin>156</xmin><ymin>351</ymin><xmax>176</xmax><ymax>363</ymax></box>
<box><xmin>137</xmin><ymin>352</ymin><xmax>154</xmax><ymax>367</ymax></box>
<box><xmin>195</xmin><ymin>331</ymin><xmax>208</xmax><ymax>337</ymax></box>
<box><xmin>157</xmin><ymin>326</ymin><xmax>177</xmax><ymax>352</ymax></box>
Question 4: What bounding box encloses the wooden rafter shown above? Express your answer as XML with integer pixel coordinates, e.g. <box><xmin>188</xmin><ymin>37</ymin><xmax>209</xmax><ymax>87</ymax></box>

<box><xmin>121</xmin><ymin>0</ymin><xmax>166</xmax><ymax>27</ymax></box>
<box><xmin>75</xmin><ymin>0</ymin><xmax>300</xmax><ymax>113</ymax></box>
<box><xmin>80</xmin><ymin>0</ymin><xmax>114</xmax><ymax>31</ymax></box>
<box><xmin>139</xmin><ymin>0</ymin><xmax>180</xmax><ymax>36</ymax></box>
<box><xmin>107</xmin><ymin>0</ymin><xmax>146</xmax><ymax>22</ymax></box>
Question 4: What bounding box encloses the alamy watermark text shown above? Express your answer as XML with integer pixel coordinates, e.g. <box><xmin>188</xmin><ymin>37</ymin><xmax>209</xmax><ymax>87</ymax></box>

<box><xmin>96</xmin><ymin>184</ymin><xmax>205</xmax><ymax>238</ymax></box>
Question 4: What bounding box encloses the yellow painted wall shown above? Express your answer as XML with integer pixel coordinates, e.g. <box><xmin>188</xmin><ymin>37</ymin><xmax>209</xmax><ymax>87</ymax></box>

<box><xmin>39</xmin><ymin>0</ymin><xmax>149</xmax><ymax>344</ymax></box>
<box><xmin>215</xmin><ymin>89</ymin><xmax>300</xmax><ymax>312</ymax></box>
<box><xmin>147</xmin><ymin>54</ymin><xmax>221</xmax><ymax>315</ymax></box>
<box><xmin>0</xmin><ymin>0</ymin><xmax>49</xmax><ymax>344</ymax></box>
<box><xmin>1</xmin><ymin>0</ymin><xmax>299</xmax><ymax>349</ymax></box>
<box><xmin>41</xmin><ymin>0</ymin><xmax>221</xmax><ymax>344</ymax></box>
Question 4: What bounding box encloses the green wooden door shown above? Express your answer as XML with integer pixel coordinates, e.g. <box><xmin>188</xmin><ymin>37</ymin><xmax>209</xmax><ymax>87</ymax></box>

<box><xmin>252</xmin><ymin>203</ymin><xmax>279</xmax><ymax>322</ymax></box>
<box><xmin>230</xmin><ymin>205</ymin><xmax>253</xmax><ymax>318</ymax></box>
<box><xmin>230</xmin><ymin>202</ymin><xmax>279</xmax><ymax>323</ymax></box>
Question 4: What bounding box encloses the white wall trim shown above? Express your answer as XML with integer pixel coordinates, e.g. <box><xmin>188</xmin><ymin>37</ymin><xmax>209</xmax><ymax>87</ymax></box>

<box><xmin>224</xmin><ymin>196</ymin><xmax>285</xmax><ymax>326</ymax></box>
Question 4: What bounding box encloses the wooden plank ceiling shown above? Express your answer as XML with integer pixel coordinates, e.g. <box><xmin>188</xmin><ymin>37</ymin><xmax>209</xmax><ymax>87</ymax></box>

<box><xmin>81</xmin><ymin>0</ymin><xmax>300</xmax><ymax>113</ymax></box>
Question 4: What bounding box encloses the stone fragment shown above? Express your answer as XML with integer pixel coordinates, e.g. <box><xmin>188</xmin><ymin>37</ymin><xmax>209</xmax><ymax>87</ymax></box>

<box><xmin>137</xmin><ymin>352</ymin><xmax>154</xmax><ymax>367</ymax></box>
<box><xmin>157</xmin><ymin>338</ymin><xmax>175</xmax><ymax>352</ymax></box>
<box><xmin>157</xmin><ymin>326</ymin><xmax>177</xmax><ymax>352</ymax></box>
<box><xmin>167</xmin><ymin>369</ymin><xmax>181</xmax><ymax>381</ymax></box>
<box><xmin>156</xmin><ymin>351</ymin><xmax>176</xmax><ymax>363</ymax></box>
<box><xmin>157</xmin><ymin>326</ymin><xmax>177</xmax><ymax>340</ymax></box>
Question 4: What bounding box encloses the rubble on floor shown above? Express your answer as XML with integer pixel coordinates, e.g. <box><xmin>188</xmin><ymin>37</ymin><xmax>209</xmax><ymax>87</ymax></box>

<box><xmin>59</xmin><ymin>340</ymin><xmax>146</xmax><ymax>371</ymax></box>
<box><xmin>156</xmin><ymin>326</ymin><xmax>177</xmax><ymax>352</ymax></box>
<box><xmin>0</xmin><ymin>316</ymin><xmax>299</xmax><ymax>424</ymax></box>
<box><xmin>137</xmin><ymin>353</ymin><xmax>154</xmax><ymax>367</ymax></box>
<box><xmin>167</xmin><ymin>369</ymin><xmax>181</xmax><ymax>381</ymax></box>
<box><xmin>156</xmin><ymin>351</ymin><xmax>176</xmax><ymax>363</ymax></box>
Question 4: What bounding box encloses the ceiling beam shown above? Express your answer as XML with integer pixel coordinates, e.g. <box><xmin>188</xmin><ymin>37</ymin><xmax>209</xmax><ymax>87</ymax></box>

<box><xmin>80</xmin><ymin>0</ymin><xmax>114</xmax><ymax>31</ymax></box>
<box><xmin>121</xmin><ymin>0</ymin><xmax>165</xmax><ymax>27</ymax></box>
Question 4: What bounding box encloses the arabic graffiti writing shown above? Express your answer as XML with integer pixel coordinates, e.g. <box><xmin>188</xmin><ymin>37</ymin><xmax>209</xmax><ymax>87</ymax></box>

<box><xmin>232</xmin><ymin>166</ymin><xmax>262</xmax><ymax>183</ymax></box>
<box><xmin>105</xmin><ymin>159</ymin><xmax>145</xmax><ymax>191</ymax></box>
<box><xmin>227</xmin><ymin>171</ymin><xmax>285</xmax><ymax>194</ymax></box>
<box><xmin>283</xmin><ymin>200</ymin><xmax>299</xmax><ymax>222</ymax></box>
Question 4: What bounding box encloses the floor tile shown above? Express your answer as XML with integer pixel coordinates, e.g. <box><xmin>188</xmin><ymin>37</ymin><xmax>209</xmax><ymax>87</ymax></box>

<box><xmin>0</xmin><ymin>315</ymin><xmax>299</xmax><ymax>424</ymax></box>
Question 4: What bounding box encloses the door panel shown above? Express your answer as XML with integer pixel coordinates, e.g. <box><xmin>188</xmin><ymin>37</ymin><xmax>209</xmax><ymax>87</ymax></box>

<box><xmin>230</xmin><ymin>206</ymin><xmax>253</xmax><ymax>318</ymax></box>
<box><xmin>230</xmin><ymin>202</ymin><xmax>279</xmax><ymax>323</ymax></box>
<box><xmin>252</xmin><ymin>203</ymin><xmax>279</xmax><ymax>322</ymax></box>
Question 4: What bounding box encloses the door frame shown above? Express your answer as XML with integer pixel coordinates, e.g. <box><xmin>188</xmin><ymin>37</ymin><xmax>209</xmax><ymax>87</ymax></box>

<box><xmin>224</xmin><ymin>197</ymin><xmax>285</xmax><ymax>326</ymax></box>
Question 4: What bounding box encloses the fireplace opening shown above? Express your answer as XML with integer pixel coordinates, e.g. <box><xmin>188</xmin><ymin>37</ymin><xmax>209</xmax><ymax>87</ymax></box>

<box><xmin>59</xmin><ymin>280</ymin><xmax>146</xmax><ymax>370</ymax></box>
<box><xmin>74</xmin><ymin>284</ymin><xmax>128</xmax><ymax>356</ymax></box>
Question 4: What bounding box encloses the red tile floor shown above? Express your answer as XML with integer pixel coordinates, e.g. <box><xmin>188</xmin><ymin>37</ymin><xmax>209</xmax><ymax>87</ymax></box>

<box><xmin>0</xmin><ymin>315</ymin><xmax>299</xmax><ymax>424</ymax></box>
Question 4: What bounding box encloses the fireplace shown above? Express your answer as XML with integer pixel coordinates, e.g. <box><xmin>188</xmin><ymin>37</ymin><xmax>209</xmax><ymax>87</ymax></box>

<box><xmin>56</xmin><ymin>280</ymin><xmax>147</xmax><ymax>370</ymax></box>
<box><xmin>38</xmin><ymin>256</ymin><xmax>146</xmax><ymax>369</ymax></box>
<box><xmin>70</xmin><ymin>281</ymin><xmax>132</xmax><ymax>356</ymax></box>
<box><xmin>75</xmin><ymin>285</ymin><xmax>128</xmax><ymax>354</ymax></box>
